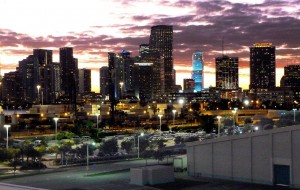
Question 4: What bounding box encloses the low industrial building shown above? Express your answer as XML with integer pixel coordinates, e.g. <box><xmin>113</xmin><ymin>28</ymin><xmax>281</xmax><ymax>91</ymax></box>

<box><xmin>186</xmin><ymin>124</ymin><xmax>300</xmax><ymax>188</ymax></box>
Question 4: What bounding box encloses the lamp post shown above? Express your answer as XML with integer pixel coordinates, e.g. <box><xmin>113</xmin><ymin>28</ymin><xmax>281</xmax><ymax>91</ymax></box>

<box><xmin>137</xmin><ymin>132</ymin><xmax>144</xmax><ymax>159</ymax></box>
<box><xmin>4</xmin><ymin>125</ymin><xmax>11</xmax><ymax>149</ymax></box>
<box><xmin>172</xmin><ymin>109</ymin><xmax>176</xmax><ymax>128</ymax></box>
<box><xmin>293</xmin><ymin>108</ymin><xmax>297</xmax><ymax>122</ymax></box>
<box><xmin>217</xmin><ymin>116</ymin><xmax>222</xmax><ymax>138</ymax></box>
<box><xmin>86</xmin><ymin>142</ymin><xmax>96</xmax><ymax>171</ymax></box>
<box><xmin>53</xmin><ymin>117</ymin><xmax>59</xmax><ymax>143</ymax></box>
<box><xmin>244</xmin><ymin>99</ymin><xmax>249</xmax><ymax>109</ymax></box>
<box><xmin>119</xmin><ymin>82</ymin><xmax>124</xmax><ymax>99</ymax></box>
<box><xmin>37</xmin><ymin>85</ymin><xmax>41</xmax><ymax>104</ymax></box>
<box><xmin>158</xmin><ymin>114</ymin><xmax>163</xmax><ymax>133</ymax></box>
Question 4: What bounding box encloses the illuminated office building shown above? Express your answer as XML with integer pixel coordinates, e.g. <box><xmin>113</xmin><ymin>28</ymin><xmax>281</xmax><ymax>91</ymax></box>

<box><xmin>250</xmin><ymin>43</ymin><xmax>276</xmax><ymax>89</ymax></box>
<box><xmin>215</xmin><ymin>55</ymin><xmax>239</xmax><ymax>90</ymax></box>
<box><xmin>192</xmin><ymin>50</ymin><xmax>204</xmax><ymax>92</ymax></box>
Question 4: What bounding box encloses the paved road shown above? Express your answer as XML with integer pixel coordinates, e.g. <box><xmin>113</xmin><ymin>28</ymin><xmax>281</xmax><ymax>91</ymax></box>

<box><xmin>1</xmin><ymin>159</ymin><xmax>166</xmax><ymax>190</ymax></box>
<box><xmin>1</xmin><ymin>159</ymin><xmax>294</xmax><ymax>190</ymax></box>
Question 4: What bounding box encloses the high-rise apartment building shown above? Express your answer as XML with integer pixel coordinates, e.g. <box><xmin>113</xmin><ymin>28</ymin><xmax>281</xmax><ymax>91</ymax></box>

<box><xmin>60</xmin><ymin>47</ymin><xmax>79</xmax><ymax>103</ymax></box>
<box><xmin>139</xmin><ymin>48</ymin><xmax>164</xmax><ymax>97</ymax></box>
<box><xmin>149</xmin><ymin>25</ymin><xmax>173</xmax><ymax>94</ymax></box>
<box><xmin>18</xmin><ymin>55</ymin><xmax>35</xmax><ymax>102</ymax></box>
<box><xmin>280</xmin><ymin>64</ymin><xmax>300</xmax><ymax>89</ymax></box>
<box><xmin>215</xmin><ymin>55</ymin><xmax>239</xmax><ymax>90</ymax></box>
<box><xmin>133</xmin><ymin>63</ymin><xmax>153</xmax><ymax>103</ymax></box>
<box><xmin>250</xmin><ymin>43</ymin><xmax>276</xmax><ymax>89</ymax></box>
<box><xmin>33</xmin><ymin>49</ymin><xmax>53</xmax><ymax>104</ymax></box>
<box><xmin>79</xmin><ymin>69</ymin><xmax>91</xmax><ymax>94</ymax></box>
<box><xmin>100</xmin><ymin>66</ymin><xmax>109</xmax><ymax>97</ymax></box>
<box><xmin>2</xmin><ymin>71</ymin><xmax>21</xmax><ymax>104</ymax></box>
<box><xmin>192</xmin><ymin>51</ymin><xmax>204</xmax><ymax>92</ymax></box>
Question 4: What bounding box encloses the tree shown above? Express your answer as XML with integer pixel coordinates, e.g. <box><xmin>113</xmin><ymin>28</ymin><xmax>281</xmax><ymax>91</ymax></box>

<box><xmin>174</xmin><ymin>136</ymin><xmax>184</xmax><ymax>145</ymax></box>
<box><xmin>100</xmin><ymin>138</ymin><xmax>118</xmax><ymax>155</ymax></box>
<box><xmin>121</xmin><ymin>140</ymin><xmax>133</xmax><ymax>153</ymax></box>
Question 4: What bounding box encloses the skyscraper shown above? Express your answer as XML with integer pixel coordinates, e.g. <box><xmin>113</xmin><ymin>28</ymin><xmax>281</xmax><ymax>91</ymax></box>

<box><xmin>280</xmin><ymin>64</ymin><xmax>300</xmax><ymax>89</ymax></box>
<box><xmin>192</xmin><ymin>51</ymin><xmax>204</xmax><ymax>92</ymax></box>
<box><xmin>79</xmin><ymin>69</ymin><xmax>91</xmax><ymax>94</ymax></box>
<box><xmin>100</xmin><ymin>66</ymin><xmax>109</xmax><ymax>97</ymax></box>
<box><xmin>250</xmin><ymin>43</ymin><xmax>276</xmax><ymax>89</ymax></box>
<box><xmin>215</xmin><ymin>55</ymin><xmax>239</xmax><ymax>89</ymax></box>
<box><xmin>149</xmin><ymin>25</ymin><xmax>173</xmax><ymax>94</ymax></box>
<box><xmin>33</xmin><ymin>49</ymin><xmax>53</xmax><ymax>104</ymax></box>
<box><xmin>60</xmin><ymin>47</ymin><xmax>79</xmax><ymax>103</ymax></box>
<box><xmin>133</xmin><ymin>63</ymin><xmax>153</xmax><ymax>103</ymax></box>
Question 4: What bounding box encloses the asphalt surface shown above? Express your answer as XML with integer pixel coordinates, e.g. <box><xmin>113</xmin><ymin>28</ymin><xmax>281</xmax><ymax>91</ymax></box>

<box><xmin>0</xmin><ymin>159</ymin><xmax>296</xmax><ymax>190</ymax></box>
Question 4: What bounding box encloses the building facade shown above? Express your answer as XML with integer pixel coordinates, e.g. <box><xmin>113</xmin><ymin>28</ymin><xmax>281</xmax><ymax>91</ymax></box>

<box><xmin>149</xmin><ymin>25</ymin><xmax>173</xmax><ymax>94</ymax></box>
<box><xmin>60</xmin><ymin>47</ymin><xmax>79</xmax><ymax>103</ymax></box>
<box><xmin>187</xmin><ymin>125</ymin><xmax>300</xmax><ymax>187</ymax></box>
<box><xmin>215</xmin><ymin>55</ymin><xmax>239</xmax><ymax>90</ymax></box>
<box><xmin>192</xmin><ymin>50</ymin><xmax>204</xmax><ymax>92</ymax></box>
<box><xmin>78</xmin><ymin>68</ymin><xmax>91</xmax><ymax>94</ymax></box>
<box><xmin>183</xmin><ymin>79</ymin><xmax>195</xmax><ymax>93</ymax></box>
<box><xmin>250</xmin><ymin>43</ymin><xmax>276</xmax><ymax>90</ymax></box>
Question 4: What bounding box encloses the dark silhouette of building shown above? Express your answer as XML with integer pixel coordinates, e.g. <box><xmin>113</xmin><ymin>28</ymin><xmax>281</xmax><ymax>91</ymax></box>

<box><xmin>133</xmin><ymin>63</ymin><xmax>153</xmax><ymax>103</ymax></box>
<box><xmin>79</xmin><ymin>69</ymin><xmax>91</xmax><ymax>94</ymax></box>
<box><xmin>215</xmin><ymin>55</ymin><xmax>239</xmax><ymax>90</ymax></box>
<box><xmin>33</xmin><ymin>49</ymin><xmax>53</xmax><ymax>104</ymax></box>
<box><xmin>280</xmin><ymin>64</ymin><xmax>300</xmax><ymax>89</ymax></box>
<box><xmin>2</xmin><ymin>71</ymin><xmax>21</xmax><ymax>105</ymax></box>
<box><xmin>149</xmin><ymin>25</ymin><xmax>173</xmax><ymax>94</ymax></box>
<box><xmin>250</xmin><ymin>43</ymin><xmax>276</xmax><ymax>89</ymax></box>
<box><xmin>139</xmin><ymin>48</ymin><xmax>164</xmax><ymax>98</ymax></box>
<box><xmin>100</xmin><ymin>66</ymin><xmax>109</xmax><ymax>96</ymax></box>
<box><xmin>183</xmin><ymin>79</ymin><xmax>195</xmax><ymax>93</ymax></box>
<box><xmin>18</xmin><ymin>55</ymin><xmax>35</xmax><ymax>103</ymax></box>
<box><xmin>60</xmin><ymin>47</ymin><xmax>79</xmax><ymax>103</ymax></box>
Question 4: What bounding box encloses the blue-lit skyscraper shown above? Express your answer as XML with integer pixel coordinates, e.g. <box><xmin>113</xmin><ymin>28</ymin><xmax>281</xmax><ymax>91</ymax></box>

<box><xmin>192</xmin><ymin>50</ymin><xmax>204</xmax><ymax>92</ymax></box>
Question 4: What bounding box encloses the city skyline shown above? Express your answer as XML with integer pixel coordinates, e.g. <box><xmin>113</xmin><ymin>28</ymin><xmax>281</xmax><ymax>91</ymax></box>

<box><xmin>0</xmin><ymin>0</ymin><xmax>299</xmax><ymax>91</ymax></box>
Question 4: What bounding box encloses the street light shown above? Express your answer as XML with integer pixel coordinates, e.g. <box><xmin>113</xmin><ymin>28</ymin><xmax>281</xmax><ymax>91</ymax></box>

<box><xmin>119</xmin><ymin>82</ymin><xmax>124</xmax><ymax>99</ymax></box>
<box><xmin>216</xmin><ymin>116</ymin><xmax>222</xmax><ymax>138</ymax></box>
<box><xmin>244</xmin><ymin>99</ymin><xmax>249</xmax><ymax>109</ymax></box>
<box><xmin>95</xmin><ymin>113</ymin><xmax>100</xmax><ymax>130</ymax></box>
<box><xmin>158</xmin><ymin>114</ymin><xmax>163</xmax><ymax>133</ymax></box>
<box><xmin>37</xmin><ymin>85</ymin><xmax>41</xmax><ymax>104</ymax></box>
<box><xmin>53</xmin><ymin>117</ymin><xmax>59</xmax><ymax>143</ymax></box>
<box><xmin>86</xmin><ymin>142</ymin><xmax>96</xmax><ymax>171</ymax></box>
<box><xmin>4</xmin><ymin>125</ymin><xmax>11</xmax><ymax>149</ymax></box>
<box><xmin>172</xmin><ymin>109</ymin><xmax>176</xmax><ymax>128</ymax></box>
<box><xmin>293</xmin><ymin>108</ymin><xmax>297</xmax><ymax>122</ymax></box>
<box><xmin>137</xmin><ymin>132</ymin><xmax>144</xmax><ymax>159</ymax></box>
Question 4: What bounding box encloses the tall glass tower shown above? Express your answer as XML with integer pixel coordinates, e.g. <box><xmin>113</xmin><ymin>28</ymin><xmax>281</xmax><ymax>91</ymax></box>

<box><xmin>192</xmin><ymin>50</ymin><xmax>204</xmax><ymax>92</ymax></box>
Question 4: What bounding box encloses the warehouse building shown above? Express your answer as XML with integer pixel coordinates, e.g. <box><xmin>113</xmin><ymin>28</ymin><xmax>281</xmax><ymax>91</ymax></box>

<box><xmin>186</xmin><ymin>124</ymin><xmax>300</xmax><ymax>188</ymax></box>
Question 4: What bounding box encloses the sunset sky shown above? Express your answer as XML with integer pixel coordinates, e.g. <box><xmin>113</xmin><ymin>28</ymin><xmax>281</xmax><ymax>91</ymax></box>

<box><xmin>0</xmin><ymin>0</ymin><xmax>299</xmax><ymax>92</ymax></box>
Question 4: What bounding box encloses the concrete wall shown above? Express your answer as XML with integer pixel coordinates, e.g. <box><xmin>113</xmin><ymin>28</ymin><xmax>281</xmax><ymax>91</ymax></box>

<box><xmin>187</xmin><ymin>124</ymin><xmax>300</xmax><ymax>188</ymax></box>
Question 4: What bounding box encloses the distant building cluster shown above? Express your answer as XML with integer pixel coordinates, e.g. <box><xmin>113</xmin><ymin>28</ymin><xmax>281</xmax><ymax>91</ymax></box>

<box><xmin>1</xmin><ymin>47</ymin><xmax>91</xmax><ymax>106</ymax></box>
<box><xmin>1</xmin><ymin>26</ymin><xmax>300</xmax><ymax>110</ymax></box>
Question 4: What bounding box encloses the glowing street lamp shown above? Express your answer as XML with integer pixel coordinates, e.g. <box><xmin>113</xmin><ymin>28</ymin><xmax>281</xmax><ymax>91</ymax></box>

<box><xmin>217</xmin><ymin>116</ymin><xmax>222</xmax><ymax>138</ymax></box>
<box><xmin>172</xmin><ymin>109</ymin><xmax>176</xmax><ymax>127</ymax></box>
<box><xmin>86</xmin><ymin>142</ymin><xmax>96</xmax><ymax>171</ymax></box>
<box><xmin>293</xmin><ymin>108</ymin><xmax>297</xmax><ymax>122</ymax></box>
<box><xmin>37</xmin><ymin>85</ymin><xmax>41</xmax><ymax>104</ymax></box>
<box><xmin>53</xmin><ymin>117</ymin><xmax>59</xmax><ymax>143</ymax></box>
<box><xmin>119</xmin><ymin>82</ymin><xmax>124</xmax><ymax>99</ymax></box>
<box><xmin>137</xmin><ymin>132</ymin><xmax>144</xmax><ymax>159</ymax></box>
<box><xmin>244</xmin><ymin>99</ymin><xmax>250</xmax><ymax>109</ymax></box>
<box><xmin>158</xmin><ymin>114</ymin><xmax>163</xmax><ymax>133</ymax></box>
<box><xmin>4</xmin><ymin>125</ymin><xmax>11</xmax><ymax>149</ymax></box>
